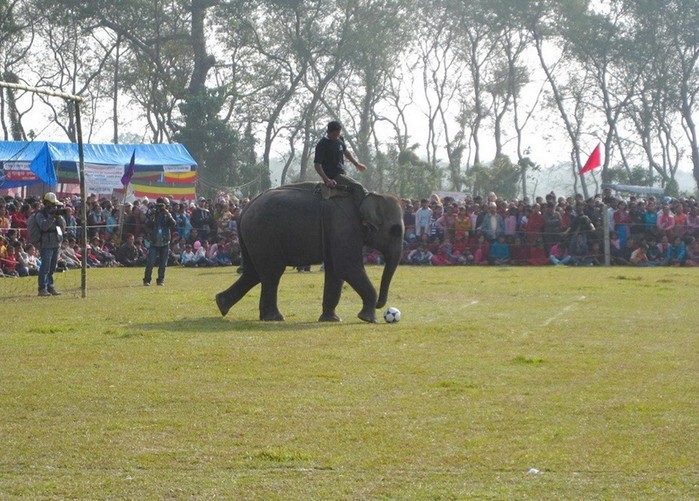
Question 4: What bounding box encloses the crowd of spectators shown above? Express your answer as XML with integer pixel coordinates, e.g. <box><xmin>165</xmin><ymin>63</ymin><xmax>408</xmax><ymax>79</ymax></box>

<box><xmin>398</xmin><ymin>188</ymin><xmax>699</xmax><ymax>267</ymax></box>
<box><xmin>0</xmin><ymin>192</ymin><xmax>246</xmax><ymax>278</ymax></box>
<box><xmin>2</xmin><ymin>187</ymin><xmax>699</xmax><ymax>279</ymax></box>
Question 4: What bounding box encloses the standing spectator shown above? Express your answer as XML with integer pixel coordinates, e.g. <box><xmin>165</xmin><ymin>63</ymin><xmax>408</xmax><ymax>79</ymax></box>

<box><xmin>35</xmin><ymin>192</ymin><xmax>67</xmax><ymax>296</ymax></box>
<box><xmin>454</xmin><ymin>206</ymin><xmax>473</xmax><ymax>237</ymax></box>
<box><xmin>191</xmin><ymin>197</ymin><xmax>214</xmax><ymax>243</ymax></box>
<box><xmin>142</xmin><ymin>197</ymin><xmax>177</xmax><ymax>286</ymax></box>
<box><xmin>542</xmin><ymin>202</ymin><xmax>562</xmax><ymax>252</ymax></box>
<box><xmin>402</xmin><ymin>200</ymin><xmax>416</xmax><ymax>240</ymax></box>
<box><xmin>686</xmin><ymin>206</ymin><xmax>699</xmax><ymax>237</ymax></box>
<box><xmin>478</xmin><ymin>202</ymin><xmax>505</xmax><ymax>242</ymax></box>
<box><xmin>613</xmin><ymin>200</ymin><xmax>632</xmax><ymax>249</ymax></box>
<box><xmin>0</xmin><ymin>205</ymin><xmax>10</xmax><ymax>234</ymax></box>
<box><xmin>87</xmin><ymin>202</ymin><xmax>105</xmax><ymax>239</ymax></box>
<box><xmin>524</xmin><ymin>203</ymin><xmax>544</xmax><ymax>244</ymax></box>
<box><xmin>672</xmin><ymin>204</ymin><xmax>687</xmax><ymax>238</ymax></box>
<box><xmin>503</xmin><ymin>207</ymin><xmax>518</xmax><ymax>238</ymax></box>
<box><xmin>642</xmin><ymin>200</ymin><xmax>659</xmax><ymax>239</ymax></box>
<box><xmin>426</xmin><ymin>204</ymin><xmax>442</xmax><ymax>239</ymax></box>
<box><xmin>656</xmin><ymin>203</ymin><xmax>676</xmax><ymax>239</ymax></box>
<box><xmin>414</xmin><ymin>199</ymin><xmax>432</xmax><ymax>238</ymax></box>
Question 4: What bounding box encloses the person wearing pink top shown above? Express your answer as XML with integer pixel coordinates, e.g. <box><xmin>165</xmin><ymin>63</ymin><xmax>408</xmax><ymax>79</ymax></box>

<box><xmin>656</xmin><ymin>203</ymin><xmax>675</xmax><ymax>238</ymax></box>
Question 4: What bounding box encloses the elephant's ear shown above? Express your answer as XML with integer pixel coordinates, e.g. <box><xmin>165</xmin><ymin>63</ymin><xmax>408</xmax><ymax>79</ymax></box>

<box><xmin>359</xmin><ymin>193</ymin><xmax>383</xmax><ymax>232</ymax></box>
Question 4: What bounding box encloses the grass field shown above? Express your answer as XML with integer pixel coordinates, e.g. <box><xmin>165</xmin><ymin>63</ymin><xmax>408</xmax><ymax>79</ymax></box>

<box><xmin>1</xmin><ymin>265</ymin><xmax>697</xmax><ymax>500</ymax></box>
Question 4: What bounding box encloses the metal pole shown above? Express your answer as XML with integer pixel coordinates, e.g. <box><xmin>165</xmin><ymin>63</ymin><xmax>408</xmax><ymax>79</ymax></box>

<box><xmin>603</xmin><ymin>203</ymin><xmax>610</xmax><ymax>266</ymax></box>
<box><xmin>75</xmin><ymin>100</ymin><xmax>88</xmax><ymax>297</ymax></box>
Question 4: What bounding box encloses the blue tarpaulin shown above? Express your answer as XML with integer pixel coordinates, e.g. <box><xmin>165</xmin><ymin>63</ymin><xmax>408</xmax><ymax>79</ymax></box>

<box><xmin>0</xmin><ymin>141</ymin><xmax>196</xmax><ymax>189</ymax></box>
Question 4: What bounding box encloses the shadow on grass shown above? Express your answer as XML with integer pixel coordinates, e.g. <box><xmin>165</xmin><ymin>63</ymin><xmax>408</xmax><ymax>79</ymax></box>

<box><xmin>134</xmin><ymin>316</ymin><xmax>330</xmax><ymax>333</ymax></box>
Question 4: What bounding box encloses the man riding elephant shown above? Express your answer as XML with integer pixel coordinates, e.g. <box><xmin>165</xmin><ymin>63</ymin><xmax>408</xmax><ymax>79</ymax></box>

<box><xmin>314</xmin><ymin>120</ymin><xmax>368</xmax><ymax>207</ymax></box>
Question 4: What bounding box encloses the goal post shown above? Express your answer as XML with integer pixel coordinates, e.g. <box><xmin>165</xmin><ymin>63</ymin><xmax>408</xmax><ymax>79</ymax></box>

<box><xmin>0</xmin><ymin>81</ymin><xmax>89</xmax><ymax>297</ymax></box>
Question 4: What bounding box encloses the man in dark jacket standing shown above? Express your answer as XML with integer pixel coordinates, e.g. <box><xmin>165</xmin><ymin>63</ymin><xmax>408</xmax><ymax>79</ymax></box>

<box><xmin>143</xmin><ymin>197</ymin><xmax>177</xmax><ymax>286</ymax></box>
<box><xmin>35</xmin><ymin>192</ymin><xmax>67</xmax><ymax>297</ymax></box>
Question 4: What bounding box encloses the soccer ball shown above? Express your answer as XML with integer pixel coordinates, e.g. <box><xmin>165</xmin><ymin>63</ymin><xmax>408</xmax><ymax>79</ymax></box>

<box><xmin>383</xmin><ymin>307</ymin><xmax>401</xmax><ymax>323</ymax></box>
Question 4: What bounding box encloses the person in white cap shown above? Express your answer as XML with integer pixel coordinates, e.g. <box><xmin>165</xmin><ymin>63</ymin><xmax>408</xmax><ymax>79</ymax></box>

<box><xmin>35</xmin><ymin>192</ymin><xmax>67</xmax><ymax>296</ymax></box>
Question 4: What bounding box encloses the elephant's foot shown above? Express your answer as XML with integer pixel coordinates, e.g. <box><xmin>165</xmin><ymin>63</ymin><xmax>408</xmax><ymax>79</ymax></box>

<box><xmin>260</xmin><ymin>311</ymin><xmax>285</xmax><ymax>321</ymax></box>
<box><xmin>357</xmin><ymin>308</ymin><xmax>377</xmax><ymax>323</ymax></box>
<box><xmin>319</xmin><ymin>313</ymin><xmax>342</xmax><ymax>322</ymax></box>
<box><xmin>216</xmin><ymin>293</ymin><xmax>231</xmax><ymax>317</ymax></box>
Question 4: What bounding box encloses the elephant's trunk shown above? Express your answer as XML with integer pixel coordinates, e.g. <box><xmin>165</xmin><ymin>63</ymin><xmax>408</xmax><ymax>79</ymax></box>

<box><xmin>376</xmin><ymin>242</ymin><xmax>401</xmax><ymax>309</ymax></box>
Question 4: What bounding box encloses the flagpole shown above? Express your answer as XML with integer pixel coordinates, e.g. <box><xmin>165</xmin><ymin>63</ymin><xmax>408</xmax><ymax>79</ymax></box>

<box><xmin>118</xmin><ymin>184</ymin><xmax>128</xmax><ymax>242</ymax></box>
<box><xmin>119</xmin><ymin>149</ymin><xmax>137</xmax><ymax>242</ymax></box>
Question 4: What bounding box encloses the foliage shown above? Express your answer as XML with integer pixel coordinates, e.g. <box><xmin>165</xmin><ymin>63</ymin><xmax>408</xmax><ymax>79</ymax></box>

<box><xmin>393</xmin><ymin>145</ymin><xmax>443</xmax><ymax>199</ymax></box>
<box><xmin>465</xmin><ymin>154</ymin><xmax>520</xmax><ymax>198</ymax></box>
<box><xmin>605</xmin><ymin>165</ymin><xmax>658</xmax><ymax>187</ymax></box>
<box><xmin>0</xmin><ymin>266</ymin><xmax>697</xmax><ymax>498</ymax></box>
<box><xmin>0</xmin><ymin>0</ymin><xmax>698</xmax><ymax>196</ymax></box>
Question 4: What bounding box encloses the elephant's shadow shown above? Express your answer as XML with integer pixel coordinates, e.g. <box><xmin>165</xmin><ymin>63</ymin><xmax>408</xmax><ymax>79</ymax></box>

<box><xmin>134</xmin><ymin>316</ymin><xmax>332</xmax><ymax>333</ymax></box>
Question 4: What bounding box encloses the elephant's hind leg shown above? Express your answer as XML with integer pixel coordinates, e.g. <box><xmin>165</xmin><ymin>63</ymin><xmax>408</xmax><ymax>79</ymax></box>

<box><xmin>216</xmin><ymin>271</ymin><xmax>260</xmax><ymax>317</ymax></box>
<box><xmin>259</xmin><ymin>267</ymin><xmax>285</xmax><ymax>321</ymax></box>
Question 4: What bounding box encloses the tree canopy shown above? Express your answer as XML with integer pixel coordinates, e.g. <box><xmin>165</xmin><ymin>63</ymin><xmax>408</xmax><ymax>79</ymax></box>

<box><xmin>1</xmin><ymin>0</ymin><xmax>697</xmax><ymax>198</ymax></box>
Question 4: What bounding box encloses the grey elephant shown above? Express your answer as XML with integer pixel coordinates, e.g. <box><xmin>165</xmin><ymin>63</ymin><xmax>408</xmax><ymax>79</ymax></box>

<box><xmin>215</xmin><ymin>182</ymin><xmax>404</xmax><ymax>323</ymax></box>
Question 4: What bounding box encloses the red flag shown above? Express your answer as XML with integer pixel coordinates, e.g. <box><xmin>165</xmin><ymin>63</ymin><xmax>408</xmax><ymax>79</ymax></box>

<box><xmin>578</xmin><ymin>143</ymin><xmax>601</xmax><ymax>175</ymax></box>
<box><xmin>121</xmin><ymin>149</ymin><xmax>136</xmax><ymax>186</ymax></box>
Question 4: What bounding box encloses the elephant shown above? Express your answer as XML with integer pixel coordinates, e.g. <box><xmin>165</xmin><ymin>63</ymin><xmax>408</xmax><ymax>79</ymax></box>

<box><xmin>215</xmin><ymin>182</ymin><xmax>404</xmax><ymax>323</ymax></box>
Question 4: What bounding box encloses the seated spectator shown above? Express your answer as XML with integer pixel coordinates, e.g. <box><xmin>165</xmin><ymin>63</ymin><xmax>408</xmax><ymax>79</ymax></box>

<box><xmin>180</xmin><ymin>244</ymin><xmax>196</xmax><ymax>266</ymax></box>
<box><xmin>58</xmin><ymin>241</ymin><xmax>81</xmax><ymax>269</ymax></box>
<box><xmin>630</xmin><ymin>243</ymin><xmax>656</xmax><ymax>266</ymax></box>
<box><xmin>471</xmin><ymin>232</ymin><xmax>491</xmax><ymax>265</ymax></box>
<box><xmin>509</xmin><ymin>236</ymin><xmax>528</xmax><ymax>265</ymax></box>
<box><xmin>527</xmin><ymin>238</ymin><xmax>548</xmax><ymax>266</ymax></box>
<box><xmin>549</xmin><ymin>241</ymin><xmax>572</xmax><ymax>266</ymax></box>
<box><xmin>189</xmin><ymin>240</ymin><xmax>217</xmax><ymax>267</ymax></box>
<box><xmin>431</xmin><ymin>236</ymin><xmax>460</xmax><ymax>266</ymax></box>
<box><xmin>363</xmin><ymin>246</ymin><xmax>384</xmax><ymax>265</ymax></box>
<box><xmin>116</xmin><ymin>233</ymin><xmax>144</xmax><ymax>267</ymax></box>
<box><xmin>569</xmin><ymin>232</ymin><xmax>593</xmax><ymax>266</ymax></box>
<box><xmin>407</xmin><ymin>243</ymin><xmax>433</xmax><ymax>265</ymax></box>
<box><xmin>488</xmin><ymin>234</ymin><xmax>511</xmax><ymax>266</ymax></box>
<box><xmin>452</xmin><ymin>231</ymin><xmax>472</xmax><ymax>264</ymax></box>
<box><xmin>1</xmin><ymin>243</ymin><xmax>19</xmax><ymax>276</ymax></box>
<box><xmin>589</xmin><ymin>241</ymin><xmax>604</xmax><ymax>266</ymax></box>
<box><xmin>645</xmin><ymin>236</ymin><xmax>663</xmax><ymax>265</ymax></box>
<box><xmin>684</xmin><ymin>237</ymin><xmax>699</xmax><ymax>266</ymax></box>
<box><xmin>90</xmin><ymin>237</ymin><xmax>119</xmax><ymax>267</ymax></box>
<box><xmin>665</xmin><ymin>236</ymin><xmax>686</xmax><ymax>266</ymax></box>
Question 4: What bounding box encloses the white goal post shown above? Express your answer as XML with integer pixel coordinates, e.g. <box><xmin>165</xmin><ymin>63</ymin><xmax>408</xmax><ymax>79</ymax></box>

<box><xmin>0</xmin><ymin>81</ymin><xmax>89</xmax><ymax>297</ymax></box>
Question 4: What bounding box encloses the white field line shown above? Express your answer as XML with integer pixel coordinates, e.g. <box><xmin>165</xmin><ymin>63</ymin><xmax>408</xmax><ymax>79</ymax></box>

<box><xmin>541</xmin><ymin>295</ymin><xmax>586</xmax><ymax>327</ymax></box>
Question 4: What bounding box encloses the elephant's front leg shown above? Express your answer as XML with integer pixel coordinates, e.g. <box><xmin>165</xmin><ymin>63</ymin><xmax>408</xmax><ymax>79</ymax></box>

<box><xmin>319</xmin><ymin>271</ymin><xmax>343</xmax><ymax>322</ymax></box>
<box><xmin>342</xmin><ymin>268</ymin><xmax>378</xmax><ymax>323</ymax></box>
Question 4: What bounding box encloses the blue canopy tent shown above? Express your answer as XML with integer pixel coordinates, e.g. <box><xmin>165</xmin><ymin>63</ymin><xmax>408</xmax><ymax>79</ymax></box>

<box><xmin>0</xmin><ymin>141</ymin><xmax>197</xmax><ymax>198</ymax></box>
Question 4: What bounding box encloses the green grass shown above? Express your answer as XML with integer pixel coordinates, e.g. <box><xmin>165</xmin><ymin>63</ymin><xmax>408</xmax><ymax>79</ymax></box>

<box><xmin>0</xmin><ymin>265</ymin><xmax>697</xmax><ymax>499</ymax></box>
